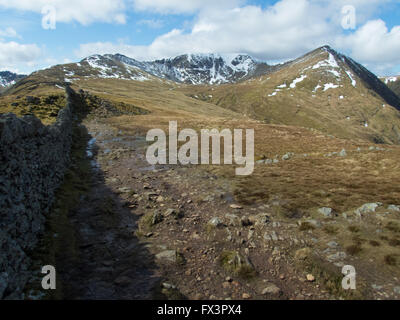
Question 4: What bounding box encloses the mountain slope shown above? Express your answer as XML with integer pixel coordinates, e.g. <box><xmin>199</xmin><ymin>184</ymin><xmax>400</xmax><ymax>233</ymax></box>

<box><xmin>183</xmin><ymin>46</ymin><xmax>400</xmax><ymax>144</ymax></box>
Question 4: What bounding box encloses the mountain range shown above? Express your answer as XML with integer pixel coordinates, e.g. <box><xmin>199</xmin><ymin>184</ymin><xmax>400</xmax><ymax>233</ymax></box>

<box><xmin>2</xmin><ymin>45</ymin><xmax>400</xmax><ymax>145</ymax></box>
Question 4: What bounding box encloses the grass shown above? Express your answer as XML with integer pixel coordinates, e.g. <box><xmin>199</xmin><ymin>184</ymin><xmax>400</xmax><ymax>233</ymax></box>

<box><xmin>296</xmin><ymin>253</ymin><xmax>366</xmax><ymax>299</ymax></box>
<box><xmin>346</xmin><ymin>243</ymin><xmax>363</xmax><ymax>256</ymax></box>
<box><xmin>348</xmin><ymin>226</ymin><xmax>361</xmax><ymax>233</ymax></box>
<box><xmin>386</xmin><ymin>221</ymin><xmax>400</xmax><ymax>233</ymax></box>
<box><xmin>384</xmin><ymin>254</ymin><xmax>398</xmax><ymax>266</ymax></box>
<box><xmin>219</xmin><ymin>251</ymin><xmax>256</xmax><ymax>279</ymax></box>
<box><xmin>323</xmin><ymin>225</ymin><xmax>339</xmax><ymax>235</ymax></box>
<box><xmin>299</xmin><ymin>222</ymin><xmax>315</xmax><ymax>232</ymax></box>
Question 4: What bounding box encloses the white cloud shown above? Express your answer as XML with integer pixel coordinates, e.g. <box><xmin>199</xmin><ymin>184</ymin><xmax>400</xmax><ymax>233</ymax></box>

<box><xmin>132</xmin><ymin>0</ymin><xmax>243</xmax><ymax>14</ymax></box>
<box><xmin>76</xmin><ymin>0</ymin><xmax>400</xmax><ymax>75</ymax></box>
<box><xmin>0</xmin><ymin>27</ymin><xmax>18</xmax><ymax>38</ymax></box>
<box><xmin>77</xmin><ymin>0</ymin><xmax>335</xmax><ymax>61</ymax></box>
<box><xmin>337</xmin><ymin>20</ymin><xmax>400</xmax><ymax>66</ymax></box>
<box><xmin>0</xmin><ymin>41</ymin><xmax>42</xmax><ymax>73</ymax></box>
<box><xmin>0</xmin><ymin>0</ymin><xmax>127</xmax><ymax>25</ymax></box>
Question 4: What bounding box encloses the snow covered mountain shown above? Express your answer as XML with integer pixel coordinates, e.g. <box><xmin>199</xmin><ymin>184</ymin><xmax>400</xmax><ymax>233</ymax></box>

<box><xmin>106</xmin><ymin>53</ymin><xmax>273</xmax><ymax>85</ymax></box>
<box><xmin>24</xmin><ymin>53</ymin><xmax>273</xmax><ymax>86</ymax></box>
<box><xmin>0</xmin><ymin>71</ymin><xmax>25</xmax><ymax>89</ymax></box>
<box><xmin>194</xmin><ymin>45</ymin><xmax>400</xmax><ymax>144</ymax></box>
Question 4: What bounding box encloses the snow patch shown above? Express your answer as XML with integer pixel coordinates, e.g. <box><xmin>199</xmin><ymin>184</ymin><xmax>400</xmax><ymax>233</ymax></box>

<box><xmin>290</xmin><ymin>75</ymin><xmax>307</xmax><ymax>88</ymax></box>
<box><xmin>323</xmin><ymin>83</ymin><xmax>339</xmax><ymax>91</ymax></box>
<box><xmin>345</xmin><ymin>70</ymin><xmax>357</xmax><ymax>87</ymax></box>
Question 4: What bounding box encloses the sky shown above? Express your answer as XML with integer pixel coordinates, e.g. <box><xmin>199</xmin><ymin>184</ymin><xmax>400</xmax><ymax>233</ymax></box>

<box><xmin>0</xmin><ymin>0</ymin><xmax>399</xmax><ymax>76</ymax></box>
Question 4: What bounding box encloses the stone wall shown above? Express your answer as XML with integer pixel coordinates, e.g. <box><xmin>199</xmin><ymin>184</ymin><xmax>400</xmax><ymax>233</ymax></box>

<box><xmin>0</xmin><ymin>87</ymin><xmax>75</xmax><ymax>299</ymax></box>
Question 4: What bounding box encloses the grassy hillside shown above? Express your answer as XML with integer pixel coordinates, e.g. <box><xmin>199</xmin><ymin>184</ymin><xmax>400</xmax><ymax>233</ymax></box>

<box><xmin>179</xmin><ymin>48</ymin><xmax>400</xmax><ymax>145</ymax></box>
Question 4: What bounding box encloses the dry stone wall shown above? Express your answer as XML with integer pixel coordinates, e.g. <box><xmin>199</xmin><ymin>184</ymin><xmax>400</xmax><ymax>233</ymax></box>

<box><xmin>0</xmin><ymin>87</ymin><xmax>76</xmax><ymax>299</ymax></box>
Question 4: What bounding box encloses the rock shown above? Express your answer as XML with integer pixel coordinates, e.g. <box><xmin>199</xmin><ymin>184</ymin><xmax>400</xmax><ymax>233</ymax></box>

<box><xmin>318</xmin><ymin>207</ymin><xmax>334</xmax><ymax>217</ymax></box>
<box><xmin>256</xmin><ymin>160</ymin><xmax>265</xmax><ymax>164</ymax></box>
<box><xmin>372</xmin><ymin>284</ymin><xmax>383</xmax><ymax>290</ymax></box>
<box><xmin>326</xmin><ymin>252</ymin><xmax>347</xmax><ymax>262</ymax></box>
<box><xmin>355</xmin><ymin>203</ymin><xmax>382</xmax><ymax>216</ymax></box>
<box><xmin>388</xmin><ymin>205</ymin><xmax>400</xmax><ymax>212</ymax></box>
<box><xmin>327</xmin><ymin>241</ymin><xmax>339</xmax><ymax>248</ymax></box>
<box><xmin>295</xmin><ymin>248</ymin><xmax>312</xmax><ymax>261</ymax></box>
<box><xmin>242</xmin><ymin>293</ymin><xmax>251</xmax><ymax>299</ymax></box>
<box><xmin>339</xmin><ymin>149</ymin><xmax>347</xmax><ymax>157</ymax></box>
<box><xmin>394</xmin><ymin>287</ymin><xmax>400</xmax><ymax>294</ymax></box>
<box><xmin>117</xmin><ymin>187</ymin><xmax>132</xmax><ymax>194</ymax></box>
<box><xmin>230</xmin><ymin>204</ymin><xmax>243</xmax><ymax>209</ymax></box>
<box><xmin>265</xmin><ymin>159</ymin><xmax>273</xmax><ymax>165</ymax></box>
<box><xmin>282</xmin><ymin>152</ymin><xmax>294</xmax><ymax>161</ymax></box>
<box><xmin>155</xmin><ymin>250</ymin><xmax>178</xmax><ymax>263</ymax></box>
<box><xmin>261</xmin><ymin>283</ymin><xmax>281</xmax><ymax>295</ymax></box>
<box><xmin>208</xmin><ymin>217</ymin><xmax>223</xmax><ymax>228</ymax></box>
<box><xmin>306</xmin><ymin>274</ymin><xmax>315</xmax><ymax>282</ymax></box>
<box><xmin>305</xmin><ymin>219</ymin><xmax>321</xmax><ymax>228</ymax></box>
<box><xmin>162</xmin><ymin>282</ymin><xmax>177</xmax><ymax>290</ymax></box>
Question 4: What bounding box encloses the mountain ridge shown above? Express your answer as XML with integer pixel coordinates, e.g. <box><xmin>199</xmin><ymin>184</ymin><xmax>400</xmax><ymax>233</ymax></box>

<box><xmin>3</xmin><ymin>45</ymin><xmax>400</xmax><ymax>145</ymax></box>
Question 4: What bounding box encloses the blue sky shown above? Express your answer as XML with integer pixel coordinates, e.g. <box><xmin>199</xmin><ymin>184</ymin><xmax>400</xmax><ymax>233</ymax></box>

<box><xmin>0</xmin><ymin>0</ymin><xmax>399</xmax><ymax>75</ymax></box>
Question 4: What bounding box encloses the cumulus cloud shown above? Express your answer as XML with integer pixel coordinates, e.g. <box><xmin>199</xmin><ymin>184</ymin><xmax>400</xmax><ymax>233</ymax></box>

<box><xmin>0</xmin><ymin>41</ymin><xmax>42</xmax><ymax>73</ymax></box>
<box><xmin>76</xmin><ymin>0</ymin><xmax>400</xmax><ymax>75</ymax></box>
<box><xmin>336</xmin><ymin>19</ymin><xmax>400</xmax><ymax>75</ymax></box>
<box><xmin>77</xmin><ymin>0</ymin><xmax>335</xmax><ymax>61</ymax></box>
<box><xmin>0</xmin><ymin>0</ymin><xmax>127</xmax><ymax>25</ymax></box>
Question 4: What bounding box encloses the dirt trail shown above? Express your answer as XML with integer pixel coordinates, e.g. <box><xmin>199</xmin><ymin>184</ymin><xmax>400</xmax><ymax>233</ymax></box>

<box><xmin>57</xmin><ymin>121</ymin><xmax>162</xmax><ymax>300</ymax></box>
<box><xmin>55</xmin><ymin>117</ymin><xmax>337</xmax><ymax>300</ymax></box>
<box><xmin>57</xmin><ymin>115</ymin><xmax>400</xmax><ymax>300</ymax></box>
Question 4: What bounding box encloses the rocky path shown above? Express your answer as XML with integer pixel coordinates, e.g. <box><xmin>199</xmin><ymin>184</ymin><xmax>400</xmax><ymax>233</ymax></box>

<box><xmin>55</xmin><ymin>118</ymin><xmax>330</xmax><ymax>300</ymax></box>
<box><xmin>59</xmin><ymin>118</ymin><xmax>400</xmax><ymax>300</ymax></box>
